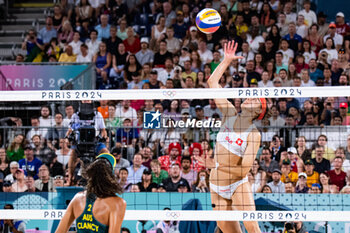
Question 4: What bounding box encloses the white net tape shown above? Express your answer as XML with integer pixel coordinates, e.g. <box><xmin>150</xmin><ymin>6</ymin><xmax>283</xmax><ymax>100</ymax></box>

<box><xmin>1</xmin><ymin>210</ymin><xmax>350</xmax><ymax>221</ymax></box>
<box><xmin>2</xmin><ymin>86</ymin><xmax>350</xmax><ymax>101</ymax></box>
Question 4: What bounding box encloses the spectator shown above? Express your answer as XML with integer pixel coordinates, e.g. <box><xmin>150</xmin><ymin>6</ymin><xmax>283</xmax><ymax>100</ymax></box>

<box><xmin>115</xmin><ymin>100</ymin><xmax>138</xmax><ymax>124</ymax></box>
<box><xmin>21</xmin><ymin>29</ymin><xmax>44</xmax><ymax>60</ymax></box>
<box><xmin>295</xmin><ymin>172</ymin><xmax>309</xmax><ymax>193</ymax></box>
<box><xmin>341</xmin><ymin>186</ymin><xmax>350</xmax><ymax>194</ymax></box>
<box><xmin>192</xmin><ymin>170</ymin><xmax>209</xmax><ymax>192</ymax></box>
<box><xmin>153</xmin><ymin>40</ymin><xmax>172</xmax><ymax>69</ymax></box>
<box><xmin>32</xmin><ymin>135</ymin><xmax>54</xmax><ymax>165</ymax></box>
<box><xmin>335</xmin><ymin>12</ymin><xmax>350</xmax><ymax>37</ymax></box>
<box><xmin>25</xmin><ymin>175</ymin><xmax>40</xmax><ymax>192</ymax></box>
<box><xmin>115</xmin><ymin>118</ymin><xmax>139</xmax><ymax>161</ymax></box>
<box><xmin>35</xmin><ymin>164</ymin><xmax>55</xmax><ymax>192</ymax></box>
<box><xmin>2</xmin><ymin>181</ymin><xmax>13</xmax><ymax>192</ymax></box>
<box><xmin>278</xmin><ymin>39</ymin><xmax>294</xmax><ymax>65</ymax></box>
<box><xmin>320</xmin><ymin>37</ymin><xmax>339</xmax><ymax>64</ymax></box>
<box><xmin>127</xmin><ymin>153</ymin><xmax>146</xmax><ymax>184</ymax></box>
<box><xmin>150</xmin><ymin>159</ymin><xmax>168</xmax><ymax>185</ymax></box>
<box><xmin>111</xmin><ymin>147</ymin><xmax>130</xmax><ymax>172</ymax></box>
<box><xmin>4</xmin><ymin>161</ymin><xmax>19</xmax><ymax>183</ymax></box>
<box><xmin>173</xmin><ymin>11</ymin><xmax>189</xmax><ymax>39</ymax></box>
<box><xmin>267</xmin><ymin>169</ymin><xmax>285</xmax><ymax>193</ymax></box>
<box><xmin>260</xmin><ymin>147</ymin><xmax>279</xmax><ymax>181</ymax></box>
<box><xmin>123</xmin><ymin>54</ymin><xmax>142</xmax><ymax>84</ymax></box>
<box><xmin>308</xmin><ymin>59</ymin><xmax>323</xmax><ymax>83</ymax></box>
<box><xmin>281</xmin><ymin>159</ymin><xmax>299</xmax><ymax>184</ymax></box>
<box><xmin>250</xmin><ymin>159</ymin><xmax>267</xmax><ymax>193</ymax></box>
<box><xmin>104</xmin><ymin>26</ymin><xmax>122</xmax><ymax>54</ymax></box>
<box><xmin>6</xmin><ymin>134</ymin><xmax>26</xmax><ymax>162</ymax></box>
<box><xmin>76</xmin><ymin>43</ymin><xmax>92</xmax><ymax>62</ymax></box>
<box><xmin>69</xmin><ymin>32</ymin><xmax>83</xmax><ymax>55</ymax></box>
<box><xmin>93</xmin><ymin>41</ymin><xmax>112</xmax><ymax>86</ymax></box>
<box><xmin>304</xmin><ymin>159</ymin><xmax>320</xmax><ymax>188</ymax></box>
<box><xmin>283</xmin><ymin>2</ymin><xmax>296</xmax><ymax>24</ymax></box>
<box><xmin>162</xmin><ymin>163</ymin><xmax>190</xmax><ymax>192</ymax></box>
<box><xmin>55</xmin><ymin>138</ymin><xmax>72</xmax><ymax>169</ymax></box>
<box><xmin>258</xmin><ymin>71</ymin><xmax>274</xmax><ymax>87</ymax></box>
<box><xmin>110</xmin><ymin>44</ymin><xmax>128</xmax><ymax>87</ymax></box>
<box><xmin>262</xmin><ymin>184</ymin><xmax>273</xmax><ymax>193</ymax></box>
<box><xmin>327</xmin><ymin>156</ymin><xmax>347</xmax><ymax>191</ymax></box>
<box><xmin>38</xmin><ymin>16</ymin><xmax>57</xmax><ymax>44</ymax></box>
<box><xmin>130</xmin><ymin>184</ymin><xmax>140</xmax><ymax>192</ymax></box>
<box><xmin>180</xmin><ymin>156</ymin><xmax>197</xmax><ymax>186</ymax></box>
<box><xmin>58</xmin><ymin>45</ymin><xmax>77</xmax><ymax>62</ymax></box>
<box><xmin>158</xmin><ymin>142</ymin><xmax>182</xmax><ymax>172</ymax></box>
<box><xmin>188</xmin><ymin>142</ymin><xmax>206</xmax><ymax>172</ymax></box>
<box><xmin>11</xmin><ymin>168</ymin><xmax>27</xmax><ymax>192</ymax></box>
<box><xmin>309</xmin><ymin>183</ymin><xmax>322</xmax><ymax>193</ymax></box>
<box><xmin>85</xmin><ymin>30</ymin><xmax>101</xmax><ymax>56</ymax></box>
<box><xmin>275</xmin><ymin>52</ymin><xmax>288</xmax><ymax>75</ymax></box>
<box><xmin>151</xmin><ymin>15</ymin><xmax>166</xmax><ymax>47</ymax></box>
<box><xmin>165</xmin><ymin>27</ymin><xmax>181</xmax><ymax>54</ymax></box>
<box><xmin>137</xmin><ymin>169</ymin><xmax>157</xmax><ymax>192</ymax></box>
<box><xmin>259</xmin><ymin>38</ymin><xmax>276</xmax><ymax>64</ymax></box>
<box><xmin>38</xmin><ymin>106</ymin><xmax>54</xmax><ymax>128</ymax></box>
<box><xmin>296</xmin><ymin>15</ymin><xmax>308</xmax><ymax>39</ymax></box>
<box><xmin>135</xmin><ymin>38</ymin><xmax>154</xmax><ymax>66</ymax></box>
<box><xmin>319</xmin><ymin>172</ymin><xmax>331</xmax><ymax>193</ymax></box>
<box><xmin>57</xmin><ymin>20</ymin><xmax>74</xmax><ymax>45</ymax></box>
<box><xmin>286</xmin><ymin>147</ymin><xmax>304</xmax><ymax>173</ymax></box>
<box><xmin>0</xmin><ymin>148</ymin><xmax>9</xmax><ymax>178</ymax></box>
<box><xmin>62</xmin><ymin>104</ymin><xmax>74</xmax><ymax>128</ymax></box>
<box><xmin>141</xmin><ymin>147</ymin><xmax>153</xmax><ymax>169</ymax></box>
<box><xmin>161</xmin><ymin>2</ymin><xmax>176</xmax><ymax>27</ymax></box>
<box><xmin>95</xmin><ymin>14</ymin><xmax>110</xmax><ymax>40</ymax></box>
<box><xmin>53</xmin><ymin>174</ymin><xmax>64</xmax><ymax>189</ymax></box>
<box><xmin>0</xmin><ymin>204</ymin><xmax>26</xmax><ymax>232</ymax></box>
<box><xmin>298</xmin><ymin>0</ymin><xmax>317</xmax><ymax>27</ymax></box>
<box><xmin>118</xmin><ymin>167</ymin><xmax>131</xmax><ymax>192</ymax></box>
<box><xmin>311</xmin><ymin>145</ymin><xmax>331</xmax><ymax>174</ymax></box>
<box><xmin>18</xmin><ymin>144</ymin><xmax>42</xmax><ymax>179</ymax></box>
<box><xmin>157</xmin><ymin>58</ymin><xmax>175</xmax><ymax>85</ymax></box>
<box><xmin>296</xmin><ymin>136</ymin><xmax>312</xmax><ymax>162</ymax></box>
<box><xmin>47</xmin><ymin>113</ymin><xmax>66</xmax><ymax>149</ymax></box>
<box><xmin>311</xmin><ymin>135</ymin><xmax>335</xmax><ymax>161</ymax></box>
<box><xmin>75</xmin><ymin>0</ymin><xmax>92</xmax><ymax>24</ymax></box>
<box><xmin>123</xmin><ymin>27</ymin><xmax>141</xmax><ymax>54</ymax></box>
<box><xmin>285</xmin><ymin>181</ymin><xmax>295</xmax><ymax>193</ymax></box>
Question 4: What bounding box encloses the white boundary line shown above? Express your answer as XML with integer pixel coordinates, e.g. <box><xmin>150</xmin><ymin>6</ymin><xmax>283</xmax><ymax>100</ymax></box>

<box><xmin>1</xmin><ymin>210</ymin><xmax>350</xmax><ymax>221</ymax></box>
<box><xmin>1</xmin><ymin>86</ymin><xmax>350</xmax><ymax>101</ymax></box>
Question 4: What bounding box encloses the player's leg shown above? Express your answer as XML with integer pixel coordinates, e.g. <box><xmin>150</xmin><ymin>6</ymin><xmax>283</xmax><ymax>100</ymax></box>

<box><xmin>231</xmin><ymin>182</ymin><xmax>261</xmax><ymax>233</ymax></box>
<box><xmin>211</xmin><ymin>191</ymin><xmax>242</xmax><ymax>233</ymax></box>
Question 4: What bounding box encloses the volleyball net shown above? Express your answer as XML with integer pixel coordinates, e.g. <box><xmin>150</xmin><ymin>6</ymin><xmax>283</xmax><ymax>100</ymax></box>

<box><xmin>1</xmin><ymin>86</ymin><xmax>350</xmax><ymax>232</ymax></box>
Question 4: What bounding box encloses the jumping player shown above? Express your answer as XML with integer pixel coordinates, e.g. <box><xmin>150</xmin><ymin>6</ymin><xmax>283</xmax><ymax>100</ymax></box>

<box><xmin>199</xmin><ymin>40</ymin><xmax>265</xmax><ymax>233</ymax></box>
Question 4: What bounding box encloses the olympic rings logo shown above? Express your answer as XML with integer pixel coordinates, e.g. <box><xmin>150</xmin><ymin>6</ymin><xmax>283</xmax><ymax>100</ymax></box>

<box><xmin>165</xmin><ymin>211</ymin><xmax>181</xmax><ymax>219</ymax></box>
<box><xmin>162</xmin><ymin>90</ymin><xmax>177</xmax><ymax>98</ymax></box>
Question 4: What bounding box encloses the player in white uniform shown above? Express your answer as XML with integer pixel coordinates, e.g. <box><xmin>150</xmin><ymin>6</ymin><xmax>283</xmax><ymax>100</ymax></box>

<box><xmin>198</xmin><ymin>41</ymin><xmax>265</xmax><ymax>233</ymax></box>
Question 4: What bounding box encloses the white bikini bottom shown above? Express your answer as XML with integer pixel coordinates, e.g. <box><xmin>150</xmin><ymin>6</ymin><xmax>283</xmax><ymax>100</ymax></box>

<box><xmin>210</xmin><ymin>176</ymin><xmax>249</xmax><ymax>200</ymax></box>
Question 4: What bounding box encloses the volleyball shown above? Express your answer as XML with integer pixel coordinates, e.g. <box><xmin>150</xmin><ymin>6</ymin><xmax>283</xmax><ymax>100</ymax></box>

<box><xmin>195</xmin><ymin>8</ymin><xmax>221</xmax><ymax>34</ymax></box>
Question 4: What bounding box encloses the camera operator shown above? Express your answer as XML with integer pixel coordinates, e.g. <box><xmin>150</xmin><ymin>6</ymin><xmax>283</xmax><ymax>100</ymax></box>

<box><xmin>21</xmin><ymin>29</ymin><xmax>44</xmax><ymax>60</ymax></box>
<box><xmin>283</xmin><ymin>221</ymin><xmax>307</xmax><ymax>233</ymax></box>
<box><xmin>66</xmin><ymin>100</ymin><xmax>109</xmax><ymax>183</ymax></box>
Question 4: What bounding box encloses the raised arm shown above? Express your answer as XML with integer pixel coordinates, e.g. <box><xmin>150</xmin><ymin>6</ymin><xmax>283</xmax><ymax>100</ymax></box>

<box><xmin>207</xmin><ymin>40</ymin><xmax>243</xmax><ymax>119</ymax></box>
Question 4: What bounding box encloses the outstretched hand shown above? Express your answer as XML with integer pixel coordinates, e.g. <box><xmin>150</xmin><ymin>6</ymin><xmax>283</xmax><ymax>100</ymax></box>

<box><xmin>224</xmin><ymin>40</ymin><xmax>244</xmax><ymax>62</ymax></box>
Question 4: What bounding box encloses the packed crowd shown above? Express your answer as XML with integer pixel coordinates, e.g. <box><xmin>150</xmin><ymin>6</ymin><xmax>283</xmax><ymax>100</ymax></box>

<box><xmin>3</xmin><ymin>0</ymin><xmax>350</xmax><ymax>195</ymax></box>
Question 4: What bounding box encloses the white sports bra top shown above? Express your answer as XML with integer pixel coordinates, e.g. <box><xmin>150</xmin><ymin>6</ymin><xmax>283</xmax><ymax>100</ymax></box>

<box><xmin>216</xmin><ymin>115</ymin><xmax>255</xmax><ymax>157</ymax></box>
